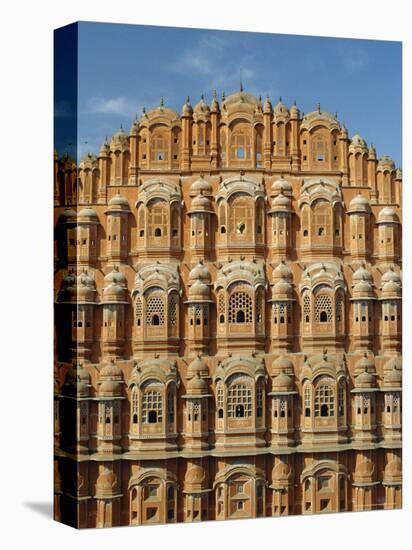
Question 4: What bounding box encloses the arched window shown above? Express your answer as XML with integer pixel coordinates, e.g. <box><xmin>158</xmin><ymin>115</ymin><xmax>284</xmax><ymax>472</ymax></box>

<box><xmin>229</xmin><ymin>194</ymin><xmax>254</xmax><ymax>238</ymax></box>
<box><xmin>227</xmin><ymin>378</ymin><xmax>252</xmax><ymax>418</ymax></box>
<box><xmin>228</xmin><ymin>290</ymin><xmax>253</xmax><ymax>324</ymax></box>
<box><xmin>304</xmin><ymin>384</ymin><xmax>311</xmax><ymax>417</ymax></box>
<box><xmin>218</xmin><ymin>292</ymin><xmax>226</xmax><ymax>325</ymax></box>
<box><xmin>338</xmin><ymin>380</ymin><xmax>345</xmax><ymax>417</ymax></box>
<box><xmin>314</xmin><ymin>381</ymin><xmax>335</xmax><ymax>417</ymax></box>
<box><xmin>167</xmin><ymin>389</ymin><xmax>174</xmax><ymax>423</ymax></box>
<box><xmin>217</xmin><ymin>382</ymin><xmax>224</xmax><ymax>418</ymax></box>
<box><xmin>168</xmin><ymin>293</ymin><xmax>179</xmax><ymax>329</ymax></box>
<box><xmin>151</xmin><ymin>130</ymin><xmax>168</xmax><ymax>161</ymax></box>
<box><xmin>135</xmin><ymin>297</ymin><xmax>142</xmax><ymax>327</ymax></box>
<box><xmin>256</xmin><ymin>381</ymin><xmax>264</xmax><ymax>418</ymax></box>
<box><xmin>313</xmin><ymin>201</ymin><xmax>331</xmax><ymax>238</ymax></box>
<box><xmin>145</xmin><ymin>292</ymin><xmax>165</xmax><ymax>326</ymax></box>
<box><xmin>230</xmin><ymin>124</ymin><xmax>251</xmax><ymax>160</ymax></box>
<box><xmin>312</xmin><ymin>134</ymin><xmax>328</xmax><ymax>163</ymax></box>
<box><xmin>315</xmin><ymin>294</ymin><xmax>333</xmax><ymax>323</ymax></box>
<box><xmin>131</xmin><ymin>386</ymin><xmax>139</xmax><ymax>424</ymax></box>
<box><xmin>148</xmin><ymin>199</ymin><xmax>168</xmax><ymax>239</ymax></box>
<box><xmin>303</xmin><ymin>294</ymin><xmax>311</xmax><ymax>323</ymax></box>
<box><xmin>142</xmin><ymin>388</ymin><xmax>163</xmax><ymax>423</ymax></box>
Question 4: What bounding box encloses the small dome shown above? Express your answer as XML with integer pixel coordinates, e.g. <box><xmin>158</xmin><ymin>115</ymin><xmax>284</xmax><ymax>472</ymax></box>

<box><xmin>381</xmin><ymin>268</ymin><xmax>401</xmax><ymax>285</ymax></box>
<box><xmin>355</xmin><ymin>354</ymin><xmax>375</xmax><ymax>374</ymax></box>
<box><xmin>189</xmin><ymin>261</ymin><xmax>211</xmax><ymax>284</ymax></box>
<box><xmin>272</xmin><ymin>371</ymin><xmax>294</xmax><ymax>392</ymax></box>
<box><xmin>194</xmin><ymin>95</ymin><xmax>210</xmax><ymax>116</ymax></box>
<box><xmin>272</xmin><ymin>279</ymin><xmax>293</xmax><ymax>298</ymax></box>
<box><xmin>271</xmin><ymin>191</ymin><xmax>291</xmax><ymax>211</ymax></box>
<box><xmin>63</xmin><ymin>364</ymin><xmax>91</xmax><ymax>397</ymax></box>
<box><xmin>190</xmin><ymin>193</ymin><xmax>212</xmax><ymax>211</ymax></box>
<box><xmin>355</xmin><ymin>459</ymin><xmax>375</xmax><ymax>480</ymax></box>
<box><xmin>187</xmin><ymin>355</ymin><xmax>209</xmax><ymax>378</ymax></box>
<box><xmin>98</xmin><ymin>361</ymin><xmax>123</xmax><ymax>396</ymax></box>
<box><xmin>355</xmin><ymin>369</ymin><xmax>375</xmax><ymax>389</ymax></box>
<box><xmin>103</xmin><ymin>282</ymin><xmax>127</xmax><ymax>302</ymax></box>
<box><xmin>96</xmin><ymin>468</ymin><xmax>118</xmax><ymax>495</ymax></box>
<box><xmin>185</xmin><ymin>464</ymin><xmax>206</xmax><ymax>486</ymax></box>
<box><xmin>188</xmin><ymin>279</ymin><xmax>210</xmax><ymax>301</ymax></box>
<box><xmin>104</xmin><ymin>267</ymin><xmax>127</xmax><ymax>286</ymax></box>
<box><xmin>187</xmin><ymin>372</ymin><xmax>208</xmax><ymax>395</ymax></box>
<box><xmin>272</xmin><ymin>176</ymin><xmax>292</xmax><ymax>195</ymax></box>
<box><xmin>377</xmin><ymin>155</ymin><xmax>395</xmax><ymax>171</ymax></box>
<box><xmin>272</xmin><ymin>462</ymin><xmax>293</xmax><ymax>484</ymax></box>
<box><xmin>182</xmin><ymin>97</ymin><xmax>193</xmax><ymax>116</ymax></box>
<box><xmin>352</xmin><ymin>265</ymin><xmax>373</xmax><ymax>283</ymax></box>
<box><xmin>381</xmin><ymin>279</ymin><xmax>401</xmax><ymax>298</ymax></box>
<box><xmin>384</xmin><ymin>359</ymin><xmax>402</xmax><ymax>387</ymax></box>
<box><xmin>78</xmin><ymin>207</ymin><xmax>98</xmax><ymax>220</ymax></box>
<box><xmin>108</xmin><ymin>193</ymin><xmax>130</xmax><ymax>209</ymax></box>
<box><xmin>348</xmin><ymin>193</ymin><xmax>370</xmax><ymax>213</ymax></box>
<box><xmin>58</xmin><ymin>207</ymin><xmax>77</xmax><ymax>225</ymax></box>
<box><xmin>272</xmin><ymin>356</ymin><xmax>294</xmax><ymax>374</ymax></box>
<box><xmin>99</xmin><ymin>141</ymin><xmax>110</xmax><ymax>157</ymax></box>
<box><xmin>349</xmin><ymin>133</ymin><xmax>367</xmax><ymax>150</ymax></box>
<box><xmin>273</xmin><ymin>97</ymin><xmax>289</xmax><ymax>118</ymax></box>
<box><xmin>384</xmin><ymin>457</ymin><xmax>402</xmax><ymax>482</ymax></box>
<box><xmin>377</xmin><ymin>206</ymin><xmax>398</xmax><ymax>223</ymax></box>
<box><xmin>352</xmin><ymin>279</ymin><xmax>373</xmax><ymax>297</ymax></box>
<box><xmin>273</xmin><ymin>261</ymin><xmax>293</xmax><ymax>282</ymax></box>
<box><xmin>190</xmin><ymin>175</ymin><xmax>212</xmax><ymax>196</ymax></box>
<box><xmin>75</xmin><ymin>272</ymin><xmax>98</xmax><ymax>303</ymax></box>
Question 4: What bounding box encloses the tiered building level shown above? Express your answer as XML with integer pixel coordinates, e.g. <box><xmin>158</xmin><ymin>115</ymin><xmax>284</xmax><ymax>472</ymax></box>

<box><xmin>54</xmin><ymin>91</ymin><xmax>402</xmax><ymax>528</ymax></box>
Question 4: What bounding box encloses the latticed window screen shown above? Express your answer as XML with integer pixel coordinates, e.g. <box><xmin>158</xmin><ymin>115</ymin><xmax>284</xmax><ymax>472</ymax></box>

<box><xmin>168</xmin><ymin>293</ymin><xmax>179</xmax><ymax>327</ymax></box>
<box><xmin>167</xmin><ymin>391</ymin><xmax>174</xmax><ymax>423</ymax></box>
<box><xmin>145</xmin><ymin>294</ymin><xmax>165</xmax><ymax>326</ymax></box>
<box><xmin>314</xmin><ymin>382</ymin><xmax>335</xmax><ymax>417</ymax></box>
<box><xmin>256</xmin><ymin>290</ymin><xmax>264</xmax><ymax>323</ymax></box>
<box><xmin>142</xmin><ymin>389</ymin><xmax>163</xmax><ymax>423</ymax></box>
<box><xmin>230</xmin><ymin>130</ymin><xmax>251</xmax><ymax>159</ymax></box>
<box><xmin>131</xmin><ymin>387</ymin><xmax>138</xmax><ymax>422</ymax></box>
<box><xmin>148</xmin><ymin>200</ymin><xmax>168</xmax><ymax>237</ymax></box>
<box><xmin>338</xmin><ymin>382</ymin><xmax>345</xmax><ymax>416</ymax></box>
<box><xmin>304</xmin><ymin>385</ymin><xmax>311</xmax><ymax>415</ymax></box>
<box><xmin>315</xmin><ymin>294</ymin><xmax>333</xmax><ymax>323</ymax></box>
<box><xmin>303</xmin><ymin>294</ymin><xmax>311</xmax><ymax>321</ymax></box>
<box><xmin>336</xmin><ymin>293</ymin><xmax>344</xmax><ymax>322</ymax></box>
<box><xmin>227</xmin><ymin>378</ymin><xmax>252</xmax><ymax>417</ymax></box>
<box><xmin>256</xmin><ymin>383</ymin><xmax>263</xmax><ymax>417</ymax></box>
<box><xmin>228</xmin><ymin>291</ymin><xmax>253</xmax><ymax>323</ymax></box>
<box><xmin>151</xmin><ymin>133</ymin><xmax>168</xmax><ymax>161</ymax></box>
<box><xmin>393</xmin><ymin>393</ymin><xmax>400</xmax><ymax>412</ymax></box>
<box><xmin>218</xmin><ymin>293</ymin><xmax>225</xmax><ymax>315</ymax></box>
<box><xmin>135</xmin><ymin>297</ymin><xmax>142</xmax><ymax>325</ymax></box>
<box><xmin>230</xmin><ymin>194</ymin><xmax>254</xmax><ymax>236</ymax></box>
<box><xmin>217</xmin><ymin>383</ymin><xmax>224</xmax><ymax>410</ymax></box>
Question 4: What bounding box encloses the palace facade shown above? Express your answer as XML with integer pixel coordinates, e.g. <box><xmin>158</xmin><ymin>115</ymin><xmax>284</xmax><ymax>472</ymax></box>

<box><xmin>54</xmin><ymin>90</ymin><xmax>402</xmax><ymax>528</ymax></box>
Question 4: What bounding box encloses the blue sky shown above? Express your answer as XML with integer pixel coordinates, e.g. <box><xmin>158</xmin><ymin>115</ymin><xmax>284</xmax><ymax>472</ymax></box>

<box><xmin>68</xmin><ymin>22</ymin><xmax>402</xmax><ymax>166</ymax></box>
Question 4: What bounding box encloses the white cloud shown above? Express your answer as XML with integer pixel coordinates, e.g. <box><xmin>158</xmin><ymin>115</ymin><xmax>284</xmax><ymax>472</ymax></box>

<box><xmin>85</xmin><ymin>95</ymin><xmax>139</xmax><ymax>116</ymax></box>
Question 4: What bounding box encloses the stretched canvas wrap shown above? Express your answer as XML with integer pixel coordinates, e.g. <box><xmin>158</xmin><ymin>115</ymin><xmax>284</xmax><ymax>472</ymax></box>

<box><xmin>53</xmin><ymin>22</ymin><xmax>402</xmax><ymax>529</ymax></box>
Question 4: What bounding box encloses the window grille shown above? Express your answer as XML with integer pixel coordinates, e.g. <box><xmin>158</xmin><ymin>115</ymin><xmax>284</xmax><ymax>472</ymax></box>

<box><xmin>168</xmin><ymin>293</ymin><xmax>178</xmax><ymax>327</ymax></box>
<box><xmin>315</xmin><ymin>294</ymin><xmax>333</xmax><ymax>323</ymax></box>
<box><xmin>131</xmin><ymin>386</ymin><xmax>138</xmax><ymax>423</ymax></box>
<box><xmin>145</xmin><ymin>294</ymin><xmax>165</xmax><ymax>326</ymax></box>
<box><xmin>227</xmin><ymin>378</ymin><xmax>252</xmax><ymax>418</ymax></box>
<box><xmin>142</xmin><ymin>390</ymin><xmax>163</xmax><ymax>423</ymax></box>
<box><xmin>228</xmin><ymin>291</ymin><xmax>253</xmax><ymax>324</ymax></box>
<box><xmin>314</xmin><ymin>382</ymin><xmax>335</xmax><ymax>417</ymax></box>
<box><xmin>303</xmin><ymin>294</ymin><xmax>311</xmax><ymax>322</ymax></box>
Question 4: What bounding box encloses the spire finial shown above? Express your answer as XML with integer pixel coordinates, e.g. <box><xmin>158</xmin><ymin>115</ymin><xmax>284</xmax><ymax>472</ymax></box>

<box><xmin>213</xmin><ymin>89</ymin><xmax>217</xmax><ymax>100</ymax></box>
<box><xmin>317</xmin><ymin>101</ymin><xmax>321</xmax><ymax>113</ymax></box>
<box><xmin>201</xmin><ymin>93</ymin><xmax>204</xmax><ymax>100</ymax></box>
<box><xmin>240</xmin><ymin>69</ymin><xmax>243</xmax><ymax>92</ymax></box>
<box><xmin>279</xmin><ymin>96</ymin><xmax>282</xmax><ymax>102</ymax></box>
<box><xmin>160</xmin><ymin>96</ymin><xmax>164</xmax><ymax>107</ymax></box>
